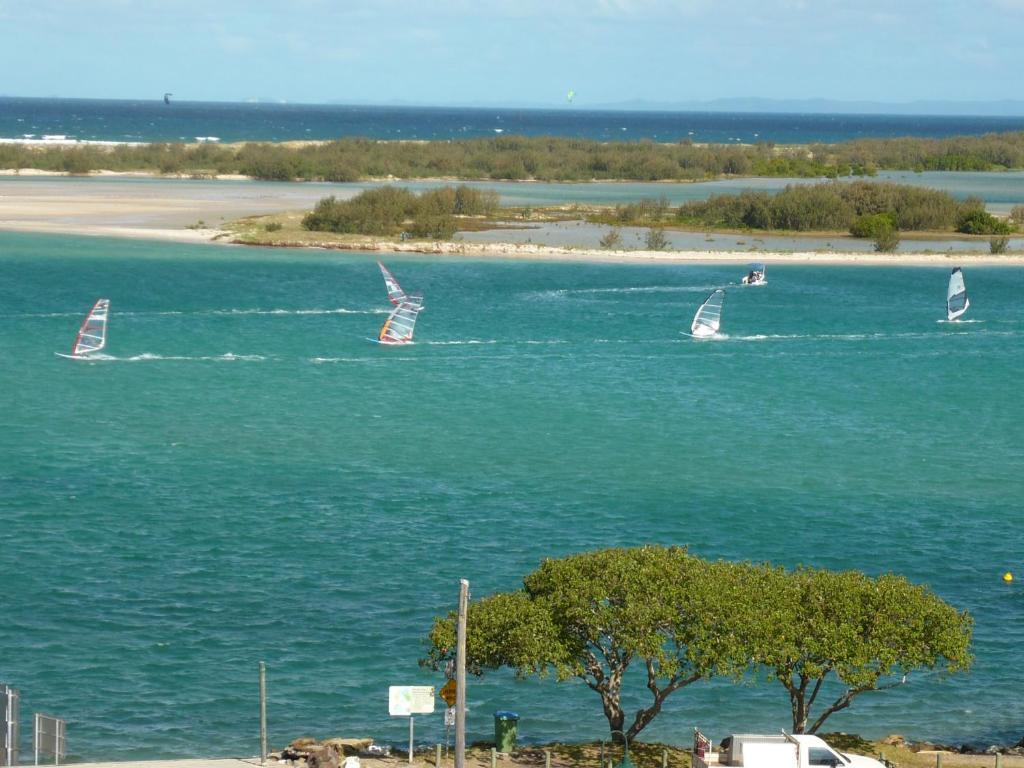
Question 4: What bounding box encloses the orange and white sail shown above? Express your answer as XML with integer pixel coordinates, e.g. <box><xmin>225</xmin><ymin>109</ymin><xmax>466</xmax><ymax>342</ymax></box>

<box><xmin>377</xmin><ymin>300</ymin><xmax>423</xmax><ymax>345</ymax></box>
<box><xmin>63</xmin><ymin>299</ymin><xmax>110</xmax><ymax>357</ymax></box>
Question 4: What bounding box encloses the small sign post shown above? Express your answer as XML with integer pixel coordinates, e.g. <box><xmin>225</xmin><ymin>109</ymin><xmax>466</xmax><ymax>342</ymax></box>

<box><xmin>439</xmin><ymin>680</ymin><xmax>457</xmax><ymax>708</ymax></box>
<box><xmin>389</xmin><ymin>686</ymin><xmax>435</xmax><ymax>764</ymax></box>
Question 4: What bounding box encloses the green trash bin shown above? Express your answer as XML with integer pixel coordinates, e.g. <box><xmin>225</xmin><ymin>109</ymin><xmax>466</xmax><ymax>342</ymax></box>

<box><xmin>494</xmin><ymin>710</ymin><xmax>519</xmax><ymax>753</ymax></box>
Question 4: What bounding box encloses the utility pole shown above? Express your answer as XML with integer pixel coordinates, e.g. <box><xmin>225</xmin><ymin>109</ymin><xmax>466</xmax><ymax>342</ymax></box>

<box><xmin>455</xmin><ymin>579</ymin><xmax>469</xmax><ymax>768</ymax></box>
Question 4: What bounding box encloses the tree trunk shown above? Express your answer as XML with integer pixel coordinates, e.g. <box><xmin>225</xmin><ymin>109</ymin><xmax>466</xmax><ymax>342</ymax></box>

<box><xmin>624</xmin><ymin>665</ymin><xmax>702</xmax><ymax>741</ymax></box>
<box><xmin>601</xmin><ymin>692</ymin><xmax>626</xmax><ymax>740</ymax></box>
<box><xmin>787</xmin><ymin>675</ymin><xmax>810</xmax><ymax>733</ymax></box>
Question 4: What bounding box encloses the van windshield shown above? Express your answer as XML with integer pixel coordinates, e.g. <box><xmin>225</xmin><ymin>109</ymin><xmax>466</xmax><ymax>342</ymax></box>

<box><xmin>808</xmin><ymin>747</ymin><xmax>847</xmax><ymax>767</ymax></box>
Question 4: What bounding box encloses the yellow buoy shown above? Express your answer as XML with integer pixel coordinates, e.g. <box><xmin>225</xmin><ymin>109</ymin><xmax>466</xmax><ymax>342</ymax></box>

<box><xmin>1003</xmin><ymin>572</ymin><xmax>1014</xmax><ymax>583</ymax></box>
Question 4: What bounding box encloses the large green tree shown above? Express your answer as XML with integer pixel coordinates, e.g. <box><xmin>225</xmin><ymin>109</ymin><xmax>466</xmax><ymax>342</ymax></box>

<box><xmin>423</xmin><ymin>546</ymin><xmax>754</xmax><ymax>742</ymax></box>
<box><xmin>757</xmin><ymin>567</ymin><xmax>973</xmax><ymax>734</ymax></box>
<box><xmin>424</xmin><ymin>549</ymin><xmax>973</xmax><ymax>741</ymax></box>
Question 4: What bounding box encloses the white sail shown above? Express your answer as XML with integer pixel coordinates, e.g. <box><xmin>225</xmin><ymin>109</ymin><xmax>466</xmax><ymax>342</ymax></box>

<box><xmin>690</xmin><ymin>289</ymin><xmax>725</xmax><ymax>338</ymax></box>
<box><xmin>377</xmin><ymin>300</ymin><xmax>423</xmax><ymax>345</ymax></box>
<box><xmin>64</xmin><ymin>299</ymin><xmax>110</xmax><ymax>357</ymax></box>
<box><xmin>741</xmin><ymin>263</ymin><xmax>766</xmax><ymax>286</ymax></box>
<box><xmin>947</xmin><ymin>267</ymin><xmax>969</xmax><ymax>321</ymax></box>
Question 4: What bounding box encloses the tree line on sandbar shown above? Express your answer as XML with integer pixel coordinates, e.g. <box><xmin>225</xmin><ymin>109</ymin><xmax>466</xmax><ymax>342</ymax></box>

<box><xmin>3</xmin><ymin>131</ymin><xmax>1024</xmax><ymax>181</ymax></box>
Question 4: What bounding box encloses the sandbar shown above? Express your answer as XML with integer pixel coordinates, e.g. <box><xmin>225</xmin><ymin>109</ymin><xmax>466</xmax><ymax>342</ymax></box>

<box><xmin>1</xmin><ymin>176</ymin><xmax>1022</xmax><ymax>265</ymax></box>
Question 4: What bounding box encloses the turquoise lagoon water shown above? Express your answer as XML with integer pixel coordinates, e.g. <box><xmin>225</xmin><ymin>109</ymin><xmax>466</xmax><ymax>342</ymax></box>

<box><xmin>1</xmin><ymin>232</ymin><xmax>1023</xmax><ymax>760</ymax></box>
<box><xmin>6</xmin><ymin>170</ymin><xmax>1023</xmax><ymax>208</ymax></box>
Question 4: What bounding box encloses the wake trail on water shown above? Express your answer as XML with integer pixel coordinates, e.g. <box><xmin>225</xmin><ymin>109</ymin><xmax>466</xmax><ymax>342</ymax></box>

<box><xmin>312</xmin><ymin>356</ymin><xmax>417</xmax><ymax>364</ymax></box>
<box><xmin>522</xmin><ymin>285</ymin><xmax>725</xmax><ymax>300</ymax></box>
<box><xmin>17</xmin><ymin>308</ymin><xmax>385</xmax><ymax>319</ymax></box>
<box><xmin>424</xmin><ymin>339</ymin><xmax>498</xmax><ymax>346</ymax></box>
<box><xmin>728</xmin><ymin>328</ymin><xmax>1019</xmax><ymax>342</ymax></box>
<box><xmin>100</xmin><ymin>352</ymin><xmax>268</xmax><ymax>362</ymax></box>
<box><xmin>119</xmin><ymin>307</ymin><xmax>388</xmax><ymax>317</ymax></box>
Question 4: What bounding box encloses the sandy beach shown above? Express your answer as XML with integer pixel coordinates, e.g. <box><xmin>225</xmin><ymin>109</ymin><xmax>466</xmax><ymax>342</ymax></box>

<box><xmin>1</xmin><ymin>175</ymin><xmax>1022</xmax><ymax>265</ymax></box>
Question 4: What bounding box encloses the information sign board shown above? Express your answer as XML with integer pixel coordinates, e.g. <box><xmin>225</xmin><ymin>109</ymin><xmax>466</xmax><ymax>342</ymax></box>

<box><xmin>388</xmin><ymin>686</ymin><xmax>435</xmax><ymax>716</ymax></box>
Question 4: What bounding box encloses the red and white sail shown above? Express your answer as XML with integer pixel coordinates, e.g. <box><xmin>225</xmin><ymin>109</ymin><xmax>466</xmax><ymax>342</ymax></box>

<box><xmin>377</xmin><ymin>300</ymin><xmax>423</xmax><ymax>345</ymax></box>
<box><xmin>68</xmin><ymin>299</ymin><xmax>110</xmax><ymax>357</ymax></box>
<box><xmin>378</xmin><ymin>262</ymin><xmax>409</xmax><ymax>306</ymax></box>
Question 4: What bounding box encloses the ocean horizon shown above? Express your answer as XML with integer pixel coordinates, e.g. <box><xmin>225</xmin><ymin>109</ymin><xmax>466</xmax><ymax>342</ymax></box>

<box><xmin>3</xmin><ymin>97</ymin><xmax>1024</xmax><ymax>145</ymax></box>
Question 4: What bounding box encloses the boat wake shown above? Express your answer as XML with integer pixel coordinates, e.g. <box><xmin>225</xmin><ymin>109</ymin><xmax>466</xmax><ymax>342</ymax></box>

<box><xmin>570</xmin><ymin>285</ymin><xmax>726</xmax><ymax>295</ymax></box>
<box><xmin>525</xmin><ymin>285</ymin><xmax>724</xmax><ymax>300</ymax></box>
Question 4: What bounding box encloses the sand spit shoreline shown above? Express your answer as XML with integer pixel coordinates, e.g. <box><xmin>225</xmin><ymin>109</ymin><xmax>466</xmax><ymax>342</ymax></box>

<box><xmin>1</xmin><ymin>173</ymin><xmax>1022</xmax><ymax>264</ymax></box>
<box><xmin>2</xmin><ymin>217</ymin><xmax>1023</xmax><ymax>265</ymax></box>
<box><xmin>224</xmin><ymin>235</ymin><xmax>1024</xmax><ymax>266</ymax></box>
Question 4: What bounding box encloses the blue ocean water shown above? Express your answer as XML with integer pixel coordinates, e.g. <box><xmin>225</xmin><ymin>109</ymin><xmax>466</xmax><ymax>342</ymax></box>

<box><xmin>2</xmin><ymin>232</ymin><xmax>1023</xmax><ymax>760</ymax></box>
<box><xmin>3</xmin><ymin>97</ymin><xmax>1024</xmax><ymax>144</ymax></box>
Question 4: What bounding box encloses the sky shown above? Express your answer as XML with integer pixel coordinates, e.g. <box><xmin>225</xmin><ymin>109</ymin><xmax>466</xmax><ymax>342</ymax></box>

<box><xmin>0</xmin><ymin>0</ymin><xmax>1021</xmax><ymax>108</ymax></box>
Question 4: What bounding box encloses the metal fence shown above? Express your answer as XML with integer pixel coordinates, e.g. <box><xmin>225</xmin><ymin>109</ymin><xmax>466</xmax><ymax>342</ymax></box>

<box><xmin>1</xmin><ymin>684</ymin><xmax>19</xmax><ymax>767</ymax></box>
<box><xmin>33</xmin><ymin>714</ymin><xmax>65</xmax><ymax>766</ymax></box>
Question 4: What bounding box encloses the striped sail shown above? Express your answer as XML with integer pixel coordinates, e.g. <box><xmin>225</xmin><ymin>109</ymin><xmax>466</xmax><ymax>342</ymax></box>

<box><xmin>378</xmin><ymin>300</ymin><xmax>423</xmax><ymax>345</ymax></box>
<box><xmin>378</xmin><ymin>262</ymin><xmax>408</xmax><ymax>306</ymax></box>
<box><xmin>691</xmin><ymin>289</ymin><xmax>725</xmax><ymax>337</ymax></box>
<box><xmin>947</xmin><ymin>267</ymin><xmax>969</xmax><ymax>321</ymax></box>
<box><xmin>71</xmin><ymin>299</ymin><xmax>110</xmax><ymax>356</ymax></box>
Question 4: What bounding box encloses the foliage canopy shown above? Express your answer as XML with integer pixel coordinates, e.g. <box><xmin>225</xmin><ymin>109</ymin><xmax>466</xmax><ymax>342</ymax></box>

<box><xmin>4</xmin><ymin>131</ymin><xmax>1024</xmax><ymax>182</ymax></box>
<box><xmin>301</xmin><ymin>185</ymin><xmax>498</xmax><ymax>238</ymax></box>
<box><xmin>424</xmin><ymin>547</ymin><xmax>972</xmax><ymax>740</ymax></box>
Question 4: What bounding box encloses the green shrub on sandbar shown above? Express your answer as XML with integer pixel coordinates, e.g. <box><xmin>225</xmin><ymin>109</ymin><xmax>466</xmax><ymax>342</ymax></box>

<box><xmin>302</xmin><ymin>185</ymin><xmax>499</xmax><ymax>238</ymax></box>
<box><xmin>674</xmin><ymin>181</ymin><xmax>980</xmax><ymax>233</ymax></box>
<box><xmin>407</xmin><ymin>214</ymin><xmax>458</xmax><ymax>239</ymax></box>
<box><xmin>873</xmin><ymin>224</ymin><xmax>901</xmax><ymax>253</ymax></box>
<box><xmin>990</xmin><ymin>235</ymin><xmax>1011</xmax><ymax>254</ymax></box>
<box><xmin>956</xmin><ymin>208</ymin><xmax>1013</xmax><ymax>235</ymax></box>
<box><xmin>850</xmin><ymin>212</ymin><xmax>898</xmax><ymax>238</ymax></box>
